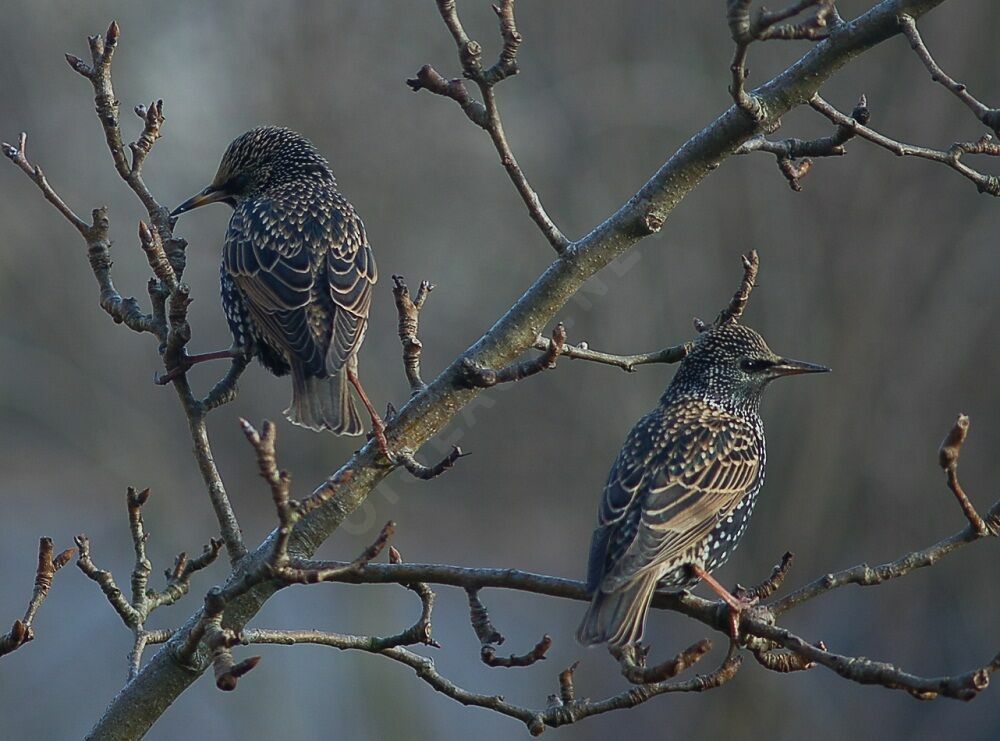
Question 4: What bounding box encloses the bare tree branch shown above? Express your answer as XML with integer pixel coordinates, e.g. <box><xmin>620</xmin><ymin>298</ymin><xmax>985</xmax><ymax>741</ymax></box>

<box><xmin>466</xmin><ymin>588</ymin><xmax>551</xmax><ymax>668</ymax></box>
<box><xmin>616</xmin><ymin>639</ymin><xmax>714</xmax><ymax>684</ymax></box>
<box><xmin>392</xmin><ymin>275</ymin><xmax>433</xmax><ymax>394</ymax></box>
<box><xmin>460</xmin><ymin>323</ymin><xmax>566</xmax><ymax>388</ymax></box>
<box><xmin>531</xmin><ymin>336</ymin><xmax>689</xmax><ymax>373</ymax></box>
<box><xmin>735</xmin><ymin>95</ymin><xmax>869</xmax><ymax>190</ymax></box>
<box><xmin>293</xmin><ymin>410</ymin><xmax>997</xmax><ymax>709</ymax></box>
<box><xmin>8</xmin><ymin>2</ymin><xmax>992</xmax><ymax>737</ymax></box>
<box><xmin>0</xmin><ymin>538</ymin><xmax>76</xmax><ymax>658</ymax></box>
<box><xmin>810</xmin><ymin>94</ymin><xmax>1000</xmax><ymax>195</ymax></box>
<box><xmin>75</xmin><ymin>486</ymin><xmax>222</xmax><ymax>680</ymax></box>
<box><xmin>897</xmin><ymin>14</ymin><xmax>1000</xmax><ymax>136</ymax></box>
<box><xmin>408</xmin><ymin>0</ymin><xmax>569</xmax><ymax>253</ymax></box>
<box><xmin>4</xmin><ymin>22</ymin><xmax>249</xmax><ymax>564</ymax></box>
<box><xmin>727</xmin><ymin>1</ymin><xmax>841</xmax><ymax>119</ymax></box>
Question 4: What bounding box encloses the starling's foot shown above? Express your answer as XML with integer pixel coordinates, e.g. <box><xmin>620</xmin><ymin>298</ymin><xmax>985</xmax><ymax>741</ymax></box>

<box><xmin>347</xmin><ymin>367</ymin><xmax>392</xmax><ymax>460</ymax></box>
<box><xmin>689</xmin><ymin>564</ymin><xmax>757</xmax><ymax>639</ymax></box>
<box><xmin>155</xmin><ymin>349</ymin><xmax>242</xmax><ymax>385</ymax></box>
<box><xmin>368</xmin><ymin>411</ymin><xmax>391</xmax><ymax>460</ymax></box>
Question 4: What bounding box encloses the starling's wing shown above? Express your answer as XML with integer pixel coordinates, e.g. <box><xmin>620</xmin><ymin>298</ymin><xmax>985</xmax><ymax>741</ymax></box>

<box><xmin>223</xmin><ymin>198</ymin><xmax>323</xmax><ymax>373</ymax></box>
<box><xmin>223</xmin><ymin>187</ymin><xmax>375</xmax><ymax>376</ymax></box>
<box><xmin>594</xmin><ymin>405</ymin><xmax>761</xmax><ymax>592</ymax></box>
<box><xmin>323</xmin><ymin>198</ymin><xmax>377</xmax><ymax>372</ymax></box>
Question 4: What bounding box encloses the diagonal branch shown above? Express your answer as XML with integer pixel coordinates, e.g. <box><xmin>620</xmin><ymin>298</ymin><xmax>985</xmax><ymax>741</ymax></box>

<box><xmin>68</xmin><ymin>2</ymin><xmax>983</xmax><ymax>735</ymax></box>
<box><xmin>407</xmin><ymin>0</ymin><xmax>569</xmax><ymax>253</ymax></box>
<box><xmin>460</xmin><ymin>323</ymin><xmax>566</xmax><ymax>388</ymax></box>
<box><xmin>897</xmin><ymin>14</ymin><xmax>1000</xmax><ymax>136</ymax></box>
<box><xmin>0</xmin><ymin>538</ymin><xmax>76</xmax><ymax>658</ymax></box>
<box><xmin>735</xmin><ymin>95</ymin><xmax>869</xmax><ymax>190</ymax></box>
<box><xmin>727</xmin><ymin>1</ymin><xmax>840</xmax><ymax>119</ymax></box>
<box><xmin>810</xmin><ymin>94</ymin><xmax>1000</xmax><ymax>196</ymax></box>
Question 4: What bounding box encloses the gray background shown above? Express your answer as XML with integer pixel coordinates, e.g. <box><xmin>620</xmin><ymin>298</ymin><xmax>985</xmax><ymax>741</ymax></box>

<box><xmin>1</xmin><ymin>2</ymin><xmax>998</xmax><ymax>739</ymax></box>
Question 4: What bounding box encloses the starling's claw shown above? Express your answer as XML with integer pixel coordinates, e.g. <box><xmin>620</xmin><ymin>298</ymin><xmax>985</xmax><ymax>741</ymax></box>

<box><xmin>689</xmin><ymin>564</ymin><xmax>756</xmax><ymax>640</ymax></box>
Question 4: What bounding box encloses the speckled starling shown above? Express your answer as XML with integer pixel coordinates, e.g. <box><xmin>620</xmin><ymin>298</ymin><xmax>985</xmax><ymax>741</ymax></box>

<box><xmin>172</xmin><ymin>127</ymin><xmax>378</xmax><ymax>436</ymax></box>
<box><xmin>577</xmin><ymin>321</ymin><xmax>828</xmax><ymax>648</ymax></box>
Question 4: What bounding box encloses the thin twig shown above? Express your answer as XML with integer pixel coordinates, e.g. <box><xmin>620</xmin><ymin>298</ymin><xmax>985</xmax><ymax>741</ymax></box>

<box><xmin>735</xmin><ymin>95</ymin><xmax>869</xmax><ymax>190</ymax></box>
<box><xmin>810</xmin><ymin>94</ymin><xmax>1000</xmax><ymax>196</ymax></box>
<box><xmin>393</xmin><ymin>446</ymin><xmax>467</xmax><ymax>480</ymax></box>
<box><xmin>938</xmin><ymin>414</ymin><xmax>989</xmax><ymax>536</ymax></box>
<box><xmin>408</xmin><ymin>0</ymin><xmax>569</xmax><ymax>253</ymax></box>
<box><xmin>466</xmin><ymin>588</ymin><xmax>551</xmax><ymax>668</ymax></box>
<box><xmin>897</xmin><ymin>14</ymin><xmax>1000</xmax><ymax>136</ymax></box>
<box><xmin>727</xmin><ymin>1</ymin><xmax>839</xmax><ymax>119</ymax></box>
<box><xmin>392</xmin><ymin>276</ymin><xmax>433</xmax><ymax>394</ymax></box>
<box><xmin>243</xmin><ymin>629</ymin><xmax>740</xmax><ymax>735</ymax></box>
<box><xmin>713</xmin><ymin>250</ymin><xmax>759</xmax><ymax>326</ymax></box>
<box><xmin>531</xmin><ymin>337</ymin><xmax>689</xmax><ymax>373</ymax></box>
<box><xmin>460</xmin><ymin>323</ymin><xmax>566</xmax><ymax>388</ymax></box>
<box><xmin>0</xmin><ymin>539</ymin><xmax>76</xmax><ymax>658</ymax></box>
<box><xmin>616</xmin><ymin>639</ymin><xmax>713</xmax><ymax>684</ymax></box>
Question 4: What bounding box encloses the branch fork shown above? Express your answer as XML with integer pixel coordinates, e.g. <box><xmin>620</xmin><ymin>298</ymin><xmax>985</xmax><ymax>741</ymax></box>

<box><xmin>0</xmin><ymin>538</ymin><xmax>76</xmax><ymax>658</ymax></box>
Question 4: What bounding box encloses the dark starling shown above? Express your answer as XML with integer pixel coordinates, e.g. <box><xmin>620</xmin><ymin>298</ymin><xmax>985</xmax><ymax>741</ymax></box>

<box><xmin>577</xmin><ymin>321</ymin><xmax>828</xmax><ymax>648</ymax></box>
<box><xmin>172</xmin><ymin>127</ymin><xmax>379</xmax><ymax>437</ymax></box>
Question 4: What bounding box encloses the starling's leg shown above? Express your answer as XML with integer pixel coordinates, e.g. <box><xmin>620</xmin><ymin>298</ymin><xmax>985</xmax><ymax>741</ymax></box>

<box><xmin>155</xmin><ymin>349</ymin><xmax>243</xmax><ymax>385</ymax></box>
<box><xmin>346</xmin><ymin>367</ymin><xmax>391</xmax><ymax>459</ymax></box>
<box><xmin>689</xmin><ymin>564</ymin><xmax>756</xmax><ymax>639</ymax></box>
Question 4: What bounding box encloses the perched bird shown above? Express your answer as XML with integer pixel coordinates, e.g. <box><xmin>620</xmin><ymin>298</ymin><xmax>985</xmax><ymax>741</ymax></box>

<box><xmin>171</xmin><ymin>127</ymin><xmax>380</xmax><ymax>439</ymax></box>
<box><xmin>577</xmin><ymin>320</ymin><xmax>828</xmax><ymax>648</ymax></box>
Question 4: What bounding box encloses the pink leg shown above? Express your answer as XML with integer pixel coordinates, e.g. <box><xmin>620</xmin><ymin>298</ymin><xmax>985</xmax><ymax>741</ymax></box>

<box><xmin>347</xmin><ymin>367</ymin><xmax>391</xmax><ymax>459</ymax></box>
<box><xmin>690</xmin><ymin>564</ymin><xmax>755</xmax><ymax>639</ymax></box>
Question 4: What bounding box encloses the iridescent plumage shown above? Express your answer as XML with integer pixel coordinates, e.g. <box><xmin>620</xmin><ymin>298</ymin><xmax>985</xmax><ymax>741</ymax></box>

<box><xmin>174</xmin><ymin>127</ymin><xmax>376</xmax><ymax>434</ymax></box>
<box><xmin>578</xmin><ymin>322</ymin><xmax>827</xmax><ymax>647</ymax></box>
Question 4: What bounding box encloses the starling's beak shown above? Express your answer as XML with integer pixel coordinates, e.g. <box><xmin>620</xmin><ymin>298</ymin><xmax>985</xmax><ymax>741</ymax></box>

<box><xmin>171</xmin><ymin>185</ymin><xmax>228</xmax><ymax>216</ymax></box>
<box><xmin>770</xmin><ymin>358</ymin><xmax>831</xmax><ymax>377</ymax></box>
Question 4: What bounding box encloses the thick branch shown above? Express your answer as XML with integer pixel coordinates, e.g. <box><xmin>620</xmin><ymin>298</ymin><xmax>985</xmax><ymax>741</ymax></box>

<box><xmin>83</xmin><ymin>2</ymin><xmax>965</xmax><ymax>735</ymax></box>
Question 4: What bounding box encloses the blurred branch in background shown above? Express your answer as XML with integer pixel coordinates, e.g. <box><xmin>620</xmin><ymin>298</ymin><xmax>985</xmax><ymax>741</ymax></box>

<box><xmin>3</xmin><ymin>0</ymin><xmax>1000</xmax><ymax>738</ymax></box>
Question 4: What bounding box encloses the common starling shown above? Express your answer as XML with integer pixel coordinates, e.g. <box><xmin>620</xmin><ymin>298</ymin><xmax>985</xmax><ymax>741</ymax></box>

<box><xmin>577</xmin><ymin>321</ymin><xmax>828</xmax><ymax>648</ymax></box>
<box><xmin>172</xmin><ymin>127</ymin><xmax>379</xmax><ymax>439</ymax></box>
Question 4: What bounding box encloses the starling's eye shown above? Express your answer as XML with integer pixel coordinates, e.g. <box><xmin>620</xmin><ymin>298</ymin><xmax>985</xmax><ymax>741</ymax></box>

<box><xmin>740</xmin><ymin>358</ymin><xmax>772</xmax><ymax>373</ymax></box>
<box><xmin>224</xmin><ymin>174</ymin><xmax>250</xmax><ymax>195</ymax></box>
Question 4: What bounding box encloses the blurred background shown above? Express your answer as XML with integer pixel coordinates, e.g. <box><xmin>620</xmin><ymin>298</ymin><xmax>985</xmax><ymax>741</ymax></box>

<box><xmin>1</xmin><ymin>2</ymin><xmax>998</xmax><ymax>739</ymax></box>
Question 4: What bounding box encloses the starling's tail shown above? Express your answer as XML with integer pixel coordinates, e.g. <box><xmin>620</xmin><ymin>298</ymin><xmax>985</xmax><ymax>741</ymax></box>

<box><xmin>576</xmin><ymin>572</ymin><xmax>659</xmax><ymax>648</ymax></box>
<box><xmin>285</xmin><ymin>366</ymin><xmax>363</xmax><ymax>436</ymax></box>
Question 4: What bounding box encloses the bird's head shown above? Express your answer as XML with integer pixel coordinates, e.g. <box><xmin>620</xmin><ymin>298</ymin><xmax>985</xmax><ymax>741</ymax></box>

<box><xmin>667</xmin><ymin>321</ymin><xmax>829</xmax><ymax>412</ymax></box>
<box><xmin>171</xmin><ymin>127</ymin><xmax>333</xmax><ymax>216</ymax></box>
